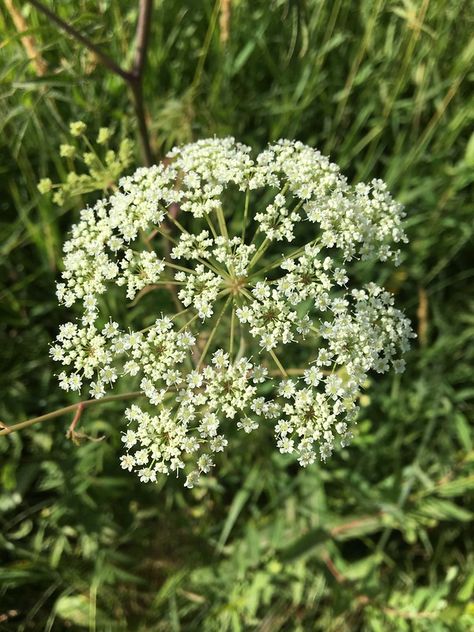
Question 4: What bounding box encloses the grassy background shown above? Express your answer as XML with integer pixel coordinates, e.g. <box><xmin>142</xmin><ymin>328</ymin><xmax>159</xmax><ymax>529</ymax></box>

<box><xmin>1</xmin><ymin>0</ymin><xmax>473</xmax><ymax>629</ymax></box>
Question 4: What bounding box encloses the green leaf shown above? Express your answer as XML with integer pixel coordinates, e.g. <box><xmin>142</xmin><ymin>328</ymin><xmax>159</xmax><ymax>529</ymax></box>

<box><xmin>278</xmin><ymin>528</ymin><xmax>329</xmax><ymax>562</ymax></box>
<box><xmin>217</xmin><ymin>466</ymin><xmax>261</xmax><ymax>552</ymax></box>
<box><xmin>436</xmin><ymin>475</ymin><xmax>474</xmax><ymax>498</ymax></box>
<box><xmin>416</xmin><ymin>498</ymin><xmax>473</xmax><ymax>522</ymax></box>
<box><xmin>54</xmin><ymin>594</ymin><xmax>90</xmax><ymax>628</ymax></box>
<box><xmin>465</xmin><ymin>133</ymin><xmax>474</xmax><ymax>167</ymax></box>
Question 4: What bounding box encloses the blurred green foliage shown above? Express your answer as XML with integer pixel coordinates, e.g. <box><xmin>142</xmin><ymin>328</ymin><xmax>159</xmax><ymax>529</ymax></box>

<box><xmin>0</xmin><ymin>0</ymin><xmax>473</xmax><ymax>629</ymax></box>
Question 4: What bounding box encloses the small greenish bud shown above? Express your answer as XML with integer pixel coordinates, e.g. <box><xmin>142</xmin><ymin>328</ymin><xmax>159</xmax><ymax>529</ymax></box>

<box><xmin>60</xmin><ymin>144</ymin><xmax>76</xmax><ymax>158</ymax></box>
<box><xmin>97</xmin><ymin>127</ymin><xmax>111</xmax><ymax>144</ymax></box>
<box><xmin>83</xmin><ymin>152</ymin><xmax>95</xmax><ymax>167</ymax></box>
<box><xmin>37</xmin><ymin>178</ymin><xmax>53</xmax><ymax>194</ymax></box>
<box><xmin>66</xmin><ymin>171</ymin><xmax>80</xmax><ymax>185</ymax></box>
<box><xmin>52</xmin><ymin>190</ymin><xmax>64</xmax><ymax>205</ymax></box>
<box><xmin>119</xmin><ymin>139</ymin><xmax>134</xmax><ymax>166</ymax></box>
<box><xmin>70</xmin><ymin>121</ymin><xmax>87</xmax><ymax>137</ymax></box>
<box><xmin>105</xmin><ymin>150</ymin><xmax>116</xmax><ymax>165</ymax></box>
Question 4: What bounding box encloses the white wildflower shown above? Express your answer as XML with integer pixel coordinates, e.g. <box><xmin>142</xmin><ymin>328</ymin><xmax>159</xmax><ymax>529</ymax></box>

<box><xmin>51</xmin><ymin>137</ymin><xmax>413</xmax><ymax>487</ymax></box>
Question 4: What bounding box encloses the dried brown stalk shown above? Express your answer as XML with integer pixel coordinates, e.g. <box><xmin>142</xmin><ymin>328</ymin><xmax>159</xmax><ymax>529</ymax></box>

<box><xmin>4</xmin><ymin>0</ymin><xmax>48</xmax><ymax>75</ymax></box>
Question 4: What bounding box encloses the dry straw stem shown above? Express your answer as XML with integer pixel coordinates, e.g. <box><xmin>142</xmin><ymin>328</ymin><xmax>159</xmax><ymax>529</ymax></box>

<box><xmin>219</xmin><ymin>0</ymin><xmax>231</xmax><ymax>45</ymax></box>
<box><xmin>4</xmin><ymin>0</ymin><xmax>47</xmax><ymax>75</ymax></box>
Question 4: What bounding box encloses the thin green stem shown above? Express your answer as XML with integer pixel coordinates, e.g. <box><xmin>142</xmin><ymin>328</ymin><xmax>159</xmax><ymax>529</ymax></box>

<box><xmin>240</xmin><ymin>287</ymin><xmax>254</xmax><ymax>302</ymax></box>
<box><xmin>268</xmin><ymin>349</ymin><xmax>288</xmax><ymax>378</ymax></box>
<box><xmin>166</xmin><ymin>211</ymin><xmax>232</xmax><ymax>279</ymax></box>
<box><xmin>235</xmin><ymin>320</ymin><xmax>247</xmax><ymax>361</ymax></box>
<box><xmin>138</xmin><ymin>305</ymin><xmax>192</xmax><ymax>334</ymax></box>
<box><xmin>248</xmin><ymin>238</ymin><xmax>271</xmax><ymax>270</ymax></box>
<box><xmin>155</xmin><ymin>226</ymin><xmax>178</xmax><ymax>246</ymax></box>
<box><xmin>0</xmin><ymin>391</ymin><xmax>143</xmax><ymax>437</ymax></box>
<box><xmin>197</xmin><ymin>296</ymin><xmax>232</xmax><ymax>369</ymax></box>
<box><xmin>292</xmin><ymin>199</ymin><xmax>305</xmax><ymax>214</ymax></box>
<box><xmin>215</xmin><ymin>206</ymin><xmax>229</xmax><ymax>240</ymax></box>
<box><xmin>171</xmin><ymin>306</ymin><xmax>193</xmax><ymax>320</ymax></box>
<box><xmin>190</xmin><ymin>0</ymin><xmax>220</xmax><ymax>94</ymax></box>
<box><xmin>204</xmin><ymin>213</ymin><xmax>218</xmax><ymax>238</ymax></box>
<box><xmin>151</xmin><ymin>280</ymin><xmax>184</xmax><ymax>285</ymax></box>
<box><xmin>249</xmin><ymin>237</ymin><xmax>320</xmax><ymax>279</ymax></box>
<box><xmin>129</xmin><ymin>281</ymin><xmax>185</xmax><ymax>307</ymax></box>
<box><xmin>82</xmin><ymin>135</ymin><xmax>105</xmax><ymax>167</ymax></box>
<box><xmin>201</xmin><ymin>258</ymin><xmax>232</xmax><ymax>280</ymax></box>
<box><xmin>164</xmin><ymin>261</ymin><xmax>195</xmax><ymax>274</ymax></box>
<box><xmin>280</xmin><ymin>182</ymin><xmax>290</xmax><ymax>197</ymax></box>
<box><xmin>178</xmin><ymin>313</ymin><xmax>199</xmax><ymax>333</ymax></box>
<box><xmin>268</xmin><ymin>368</ymin><xmax>332</xmax><ymax>377</ymax></box>
<box><xmin>166</xmin><ymin>212</ymin><xmax>188</xmax><ymax>235</ymax></box>
<box><xmin>241</xmin><ymin>188</ymin><xmax>250</xmax><ymax>242</ymax></box>
<box><xmin>229</xmin><ymin>303</ymin><xmax>235</xmax><ymax>357</ymax></box>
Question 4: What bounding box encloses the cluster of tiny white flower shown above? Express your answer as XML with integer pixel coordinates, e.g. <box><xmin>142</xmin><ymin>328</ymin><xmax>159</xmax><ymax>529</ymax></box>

<box><xmin>51</xmin><ymin>137</ymin><xmax>414</xmax><ymax>487</ymax></box>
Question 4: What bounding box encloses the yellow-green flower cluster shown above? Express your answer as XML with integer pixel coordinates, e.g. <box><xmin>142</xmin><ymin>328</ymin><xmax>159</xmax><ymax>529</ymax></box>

<box><xmin>37</xmin><ymin>123</ymin><xmax>134</xmax><ymax>206</ymax></box>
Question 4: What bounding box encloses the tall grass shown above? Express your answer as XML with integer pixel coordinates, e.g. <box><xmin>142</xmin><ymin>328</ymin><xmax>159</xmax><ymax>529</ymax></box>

<box><xmin>0</xmin><ymin>1</ymin><xmax>473</xmax><ymax>629</ymax></box>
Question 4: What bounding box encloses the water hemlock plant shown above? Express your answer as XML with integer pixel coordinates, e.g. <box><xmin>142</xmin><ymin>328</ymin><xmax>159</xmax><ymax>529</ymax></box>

<box><xmin>46</xmin><ymin>137</ymin><xmax>414</xmax><ymax>488</ymax></box>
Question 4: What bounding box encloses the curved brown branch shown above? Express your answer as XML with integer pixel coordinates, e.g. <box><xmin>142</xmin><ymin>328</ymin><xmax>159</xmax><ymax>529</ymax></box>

<box><xmin>26</xmin><ymin>0</ymin><xmax>130</xmax><ymax>81</ymax></box>
<box><xmin>0</xmin><ymin>391</ymin><xmax>143</xmax><ymax>437</ymax></box>
<box><xmin>27</xmin><ymin>0</ymin><xmax>155</xmax><ymax>165</ymax></box>
<box><xmin>132</xmin><ymin>0</ymin><xmax>153</xmax><ymax>79</ymax></box>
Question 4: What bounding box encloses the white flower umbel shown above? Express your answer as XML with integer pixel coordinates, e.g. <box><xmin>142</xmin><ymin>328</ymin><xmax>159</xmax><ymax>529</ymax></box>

<box><xmin>52</xmin><ymin>137</ymin><xmax>414</xmax><ymax>488</ymax></box>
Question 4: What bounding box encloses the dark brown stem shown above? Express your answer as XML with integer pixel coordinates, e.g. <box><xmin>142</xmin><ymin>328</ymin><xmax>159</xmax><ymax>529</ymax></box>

<box><xmin>129</xmin><ymin>0</ymin><xmax>154</xmax><ymax>165</ymax></box>
<box><xmin>130</xmin><ymin>78</ymin><xmax>153</xmax><ymax>166</ymax></box>
<box><xmin>26</xmin><ymin>0</ymin><xmax>130</xmax><ymax>81</ymax></box>
<box><xmin>27</xmin><ymin>0</ymin><xmax>155</xmax><ymax>166</ymax></box>
<box><xmin>132</xmin><ymin>0</ymin><xmax>153</xmax><ymax>79</ymax></box>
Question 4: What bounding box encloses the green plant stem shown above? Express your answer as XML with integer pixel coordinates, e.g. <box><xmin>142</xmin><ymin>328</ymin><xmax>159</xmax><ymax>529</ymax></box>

<box><xmin>241</xmin><ymin>188</ymin><xmax>250</xmax><ymax>242</ymax></box>
<box><xmin>178</xmin><ymin>312</ymin><xmax>199</xmax><ymax>333</ymax></box>
<box><xmin>229</xmin><ymin>303</ymin><xmax>235</xmax><ymax>357</ymax></box>
<box><xmin>249</xmin><ymin>238</ymin><xmax>320</xmax><ymax>278</ymax></box>
<box><xmin>204</xmin><ymin>213</ymin><xmax>218</xmax><ymax>238</ymax></box>
<box><xmin>0</xmin><ymin>391</ymin><xmax>143</xmax><ymax>437</ymax></box>
<box><xmin>268</xmin><ymin>349</ymin><xmax>288</xmax><ymax>377</ymax></box>
<box><xmin>190</xmin><ymin>0</ymin><xmax>221</xmax><ymax>95</ymax></box>
<box><xmin>129</xmin><ymin>281</ymin><xmax>185</xmax><ymax>307</ymax></box>
<box><xmin>197</xmin><ymin>295</ymin><xmax>231</xmax><ymax>369</ymax></box>
<box><xmin>269</xmin><ymin>368</ymin><xmax>331</xmax><ymax>376</ymax></box>
<box><xmin>215</xmin><ymin>206</ymin><xmax>229</xmax><ymax>240</ymax></box>
<box><xmin>240</xmin><ymin>287</ymin><xmax>254</xmax><ymax>302</ymax></box>
<box><xmin>166</xmin><ymin>212</ymin><xmax>188</xmax><ymax>234</ymax></box>
<box><xmin>166</xmin><ymin>212</ymin><xmax>231</xmax><ymax>279</ymax></box>
<box><xmin>155</xmin><ymin>226</ymin><xmax>178</xmax><ymax>246</ymax></box>
<box><xmin>248</xmin><ymin>238</ymin><xmax>271</xmax><ymax>270</ymax></box>
<box><xmin>164</xmin><ymin>260</ymin><xmax>195</xmax><ymax>274</ymax></box>
<box><xmin>201</xmin><ymin>258</ymin><xmax>232</xmax><ymax>280</ymax></box>
<box><xmin>171</xmin><ymin>306</ymin><xmax>193</xmax><ymax>320</ymax></box>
